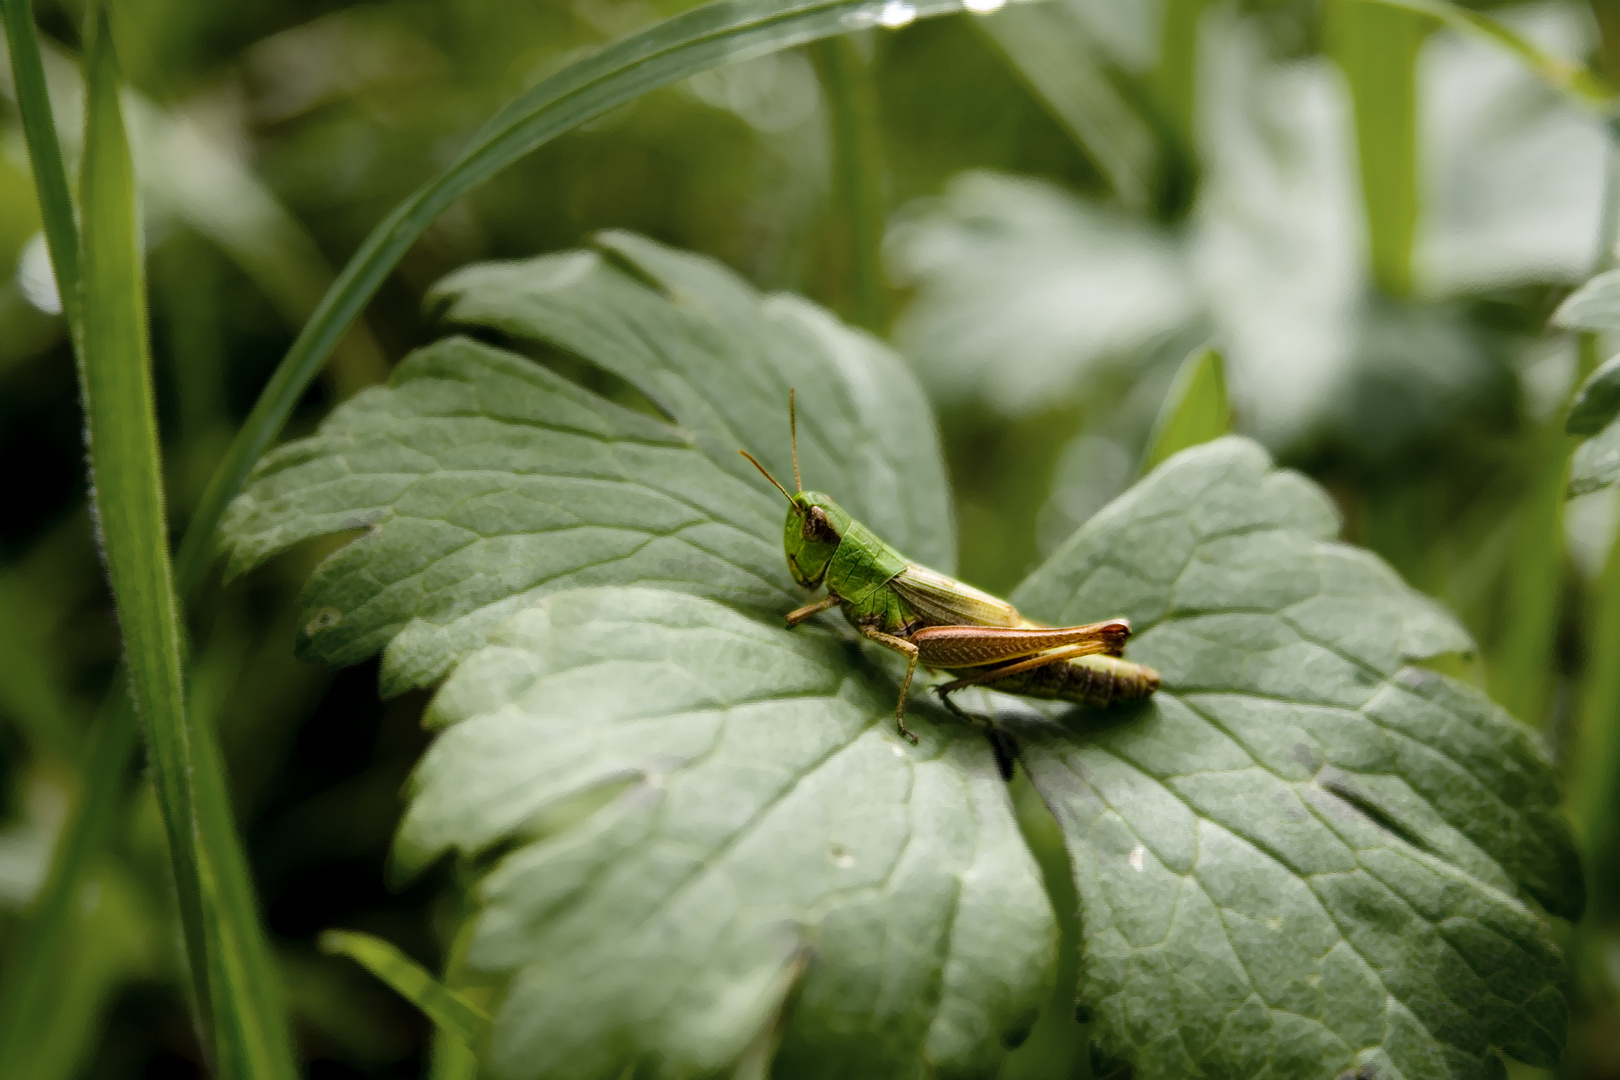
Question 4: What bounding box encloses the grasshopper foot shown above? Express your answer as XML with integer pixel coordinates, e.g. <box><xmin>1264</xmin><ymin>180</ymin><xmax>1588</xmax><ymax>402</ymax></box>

<box><xmin>895</xmin><ymin>716</ymin><xmax>920</xmax><ymax>745</ymax></box>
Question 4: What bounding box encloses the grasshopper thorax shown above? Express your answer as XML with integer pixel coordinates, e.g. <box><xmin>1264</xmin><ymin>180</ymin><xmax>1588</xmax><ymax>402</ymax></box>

<box><xmin>784</xmin><ymin>492</ymin><xmax>851</xmax><ymax>588</ymax></box>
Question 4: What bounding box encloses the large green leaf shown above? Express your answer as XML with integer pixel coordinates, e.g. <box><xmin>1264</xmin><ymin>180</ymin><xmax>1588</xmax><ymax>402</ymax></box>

<box><xmin>1010</xmin><ymin>437</ymin><xmax>1581</xmax><ymax>1080</ymax></box>
<box><xmin>230</xmin><ymin>242</ymin><xmax>1581</xmax><ymax>1078</ymax></box>
<box><xmin>223</xmin><ymin>232</ymin><xmax>951</xmax><ymax>694</ymax></box>
<box><xmin>398</xmin><ymin>586</ymin><xmax>1054</xmax><ymax>1080</ymax></box>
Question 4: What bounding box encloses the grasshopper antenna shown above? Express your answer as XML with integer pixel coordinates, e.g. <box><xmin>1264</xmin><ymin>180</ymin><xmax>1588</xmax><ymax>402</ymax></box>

<box><xmin>789</xmin><ymin>388</ymin><xmax>802</xmax><ymax>493</ymax></box>
<box><xmin>739</xmin><ymin>450</ymin><xmax>794</xmax><ymax>503</ymax></box>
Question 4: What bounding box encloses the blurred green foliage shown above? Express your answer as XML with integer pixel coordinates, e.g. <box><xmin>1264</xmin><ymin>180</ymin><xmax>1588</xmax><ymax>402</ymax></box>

<box><xmin>2</xmin><ymin>0</ymin><xmax>1620</xmax><ymax>1076</ymax></box>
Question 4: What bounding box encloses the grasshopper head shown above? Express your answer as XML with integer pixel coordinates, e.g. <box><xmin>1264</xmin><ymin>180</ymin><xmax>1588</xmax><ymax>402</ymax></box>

<box><xmin>783</xmin><ymin>491</ymin><xmax>850</xmax><ymax>588</ymax></box>
<box><xmin>740</xmin><ymin>390</ymin><xmax>851</xmax><ymax>590</ymax></box>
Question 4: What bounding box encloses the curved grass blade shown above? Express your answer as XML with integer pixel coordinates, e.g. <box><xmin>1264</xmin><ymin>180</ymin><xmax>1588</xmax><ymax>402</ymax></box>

<box><xmin>1140</xmin><ymin>344</ymin><xmax>1228</xmax><ymax>474</ymax></box>
<box><xmin>974</xmin><ymin>2</ymin><xmax>1154</xmax><ymax>209</ymax></box>
<box><xmin>1351</xmin><ymin>0</ymin><xmax>1616</xmax><ymax>110</ymax></box>
<box><xmin>172</xmin><ymin>0</ymin><xmax>997</xmax><ymax>596</ymax></box>
<box><xmin>320</xmin><ymin>931</ymin><xmax>489</xmax><ymax>1049</ymax></box>
<box><xmin>75</xmin><ymin>11</ymin><xmax>295</xmax><ymax>1078</ymax></box>
<box><xmin>0</xmin><ymin>0</ymin><xmax>80</xmax><ymax>336</ymax></box>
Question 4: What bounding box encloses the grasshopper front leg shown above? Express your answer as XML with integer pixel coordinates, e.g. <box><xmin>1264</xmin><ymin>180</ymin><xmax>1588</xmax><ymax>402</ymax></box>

<box><xmin>856</xmin><ymin>624</ymin><xmax>922</xmax><ymax>744</ymax></box>
<box><xmin>785</xmin><ymin>594</ymin><xmax>840</xmax><ymax>626</ymax></box>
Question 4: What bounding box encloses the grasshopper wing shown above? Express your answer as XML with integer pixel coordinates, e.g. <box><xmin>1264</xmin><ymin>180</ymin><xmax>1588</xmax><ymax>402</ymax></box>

<box><xmin>890</xmin><ymin>564</ymin><xmax>1023</xmax><ymax>628</ymax></box>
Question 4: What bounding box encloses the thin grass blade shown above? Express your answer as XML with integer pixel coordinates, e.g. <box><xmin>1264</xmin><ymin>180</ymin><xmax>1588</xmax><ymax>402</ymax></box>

<box><xmin>172</xmin><ymin>0</ymin><xmax>999</xmax><ymax>596</ymax></box>
<box><xmin>320</xmin><ymin>931</ymin><xmax>489</xmax><ymax>1049</ymax></box>
<box><xmin>1352</xmin><ymin>0</ymin><xmax>1615</xmax><ymax>109</ymax></box>
<box><xmin>1141</xmin><ymin>345</ymin><xmax>1229</xmax><ymax>474</ymax></box>
<box><xmin>74</xmin><ymin>10</ymin><xmax>296</xmax><ymax>1077</ymax></box>
<box><xmin>975</xmin><ymin>2</ymin><xmax>1154</xmax><ymax>209</ymax></box>
<box><xmin>0</xmin><ymin>0</ymin><xmax>80</xmax><ymax>337</ymax></box>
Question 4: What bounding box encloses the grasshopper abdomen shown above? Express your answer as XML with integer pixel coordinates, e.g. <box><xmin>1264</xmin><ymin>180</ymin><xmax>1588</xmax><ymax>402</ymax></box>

<box><xmin>975</xmin><ymin>653</ymin><xmax>1160</xmax><ymax>708</ymax></box>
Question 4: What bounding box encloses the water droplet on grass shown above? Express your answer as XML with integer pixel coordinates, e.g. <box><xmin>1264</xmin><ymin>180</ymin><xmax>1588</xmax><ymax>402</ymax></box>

<box><xmin>878</xmin><ymin>0</ymin><xmax>916</xmax><ymax>28</ymax></box>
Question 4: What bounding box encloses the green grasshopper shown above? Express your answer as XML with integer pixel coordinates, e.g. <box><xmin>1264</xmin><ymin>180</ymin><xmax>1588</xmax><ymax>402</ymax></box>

<box><xmin>741</xmin><ymin>394</ymin><xmax>1160</xmax><ymax>744</ymax></box>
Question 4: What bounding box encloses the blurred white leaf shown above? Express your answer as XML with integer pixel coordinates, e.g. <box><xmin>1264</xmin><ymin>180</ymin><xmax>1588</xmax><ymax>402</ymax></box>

<box><xmin>1190</xmin><ymin>14</ymin><xmax>1363</xmax><ymax>446</ymax></box>
<box><xmin>16</xmin><ymin>233</ymin><xmax>60</xmax><ymax>315</ymax></box>
<box><xmin>1416</xmin><ymin>4</ymin><xmax>1607</xmax><ymax>294</ymax></box>
<box><xmin>890</xmin><ymin>6</ymin><xmax>1590</xmax><ymax>450</ymax></box>
<box><xmin>886</xmin><ymin>171</ymin><xmax>1196</xmax><ymax>415</ymax></box>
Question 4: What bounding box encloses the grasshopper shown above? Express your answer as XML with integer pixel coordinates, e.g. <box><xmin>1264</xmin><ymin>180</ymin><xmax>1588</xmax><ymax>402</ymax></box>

<box><xmin>741</xmin><ymin>394</ymin><xmax>1160</xmax><ymax>744</ymax></box>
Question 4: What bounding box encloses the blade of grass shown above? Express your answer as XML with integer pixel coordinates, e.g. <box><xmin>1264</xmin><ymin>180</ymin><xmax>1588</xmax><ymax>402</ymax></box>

<box><xmin>1351</xmin><ymin>0</ymin><xmax>1616</xmax><ymax>110</ymax></box>
<box><xmin>1140</xmin><ymin>345</ymin><xmax>1229</xmax><ymax>474</ymax></box>
<box><xmin>171</xmin><ymin>0</ymin><xmax>992</xmax><ymax>597</ymax></box>
<box><xmin>74</xmin><ymin>10</ymin><xmax>295</xmax><ymax>1078</ymax></box>
<box><xmin>811</xmin><ymin>35</ymin><xmax>886</xmax><ymax>332</ymax></box>
<box><xmin>319</xmin><ymin>931</ymin><xmax>489</xmax><ymax>1049</ymax></box>
<box><xmin>0</xmin><ymin>0</ymin><xmax>80</xmax><ymax>338</ymax></box>
<box><xmin>974</xmin><ymin>2</ymin><xmax>1154</xmax><ymax>209</ymax></box>
<box><xmin>0</xmin><ymin>6</ymin><xmax>137</xmax><ymax>1074</ymax></box>
<box><xmin>1328</xmin><ymin>0</ymin><xmax>1424</xmax><ymax>298</ymax></box>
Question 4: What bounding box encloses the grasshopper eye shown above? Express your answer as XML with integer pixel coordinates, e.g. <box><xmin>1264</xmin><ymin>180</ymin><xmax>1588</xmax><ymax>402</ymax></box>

<box><xmin>802</xmin><ymin>506</ymin><xmax>838</xmax><ymax>543</ymax></box>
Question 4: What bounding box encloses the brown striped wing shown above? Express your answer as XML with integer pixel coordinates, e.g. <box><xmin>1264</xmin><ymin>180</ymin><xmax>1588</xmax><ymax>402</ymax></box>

<box><xmin>908</xmin><ymin>620</ymin><xmax>1132</xmax><ymax>670</ymax></box>
<box><xmin>889</xmin><ymin>564</ymin><xmax>1023</xmax><ymax>628</ymax></box>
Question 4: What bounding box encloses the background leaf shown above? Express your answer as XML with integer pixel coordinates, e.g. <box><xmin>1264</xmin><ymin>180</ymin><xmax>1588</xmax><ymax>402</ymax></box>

<box><xmin>223</xmin><ymin>232</ymin><xmax>952</xmax><ymax>693</ymax></box>
<box><xmin>1554</xmin><ymin>267</ymin><xmax>1620</xmax><ymax>333</ymax></box>
<box><xmin>1008</xmin><ymin>437</ymin><xmax>1581</xmax><ymax>1080</ymax></box>
<box><xmin>1567</xmin><ymin>353</ymin><xmax>1620</xmax><ymax>438</ymax></box>
<box><xmin>398</xmin><ymin>586</ymin><xmax>1053</xmax><ymax>1080</ymax></box>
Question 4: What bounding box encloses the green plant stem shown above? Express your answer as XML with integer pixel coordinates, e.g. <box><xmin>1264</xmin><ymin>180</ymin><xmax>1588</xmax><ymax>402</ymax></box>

<box><xmin>320</xmin><ymin>930</ymin><xmax>488</xmax><ymax>1048</ymax></box>
<box><xmin>811</xmin><ymin>35</ymin><xmax>886</xmax><ymax>332</ymax></box>
<box><xmin>1493</xmin><ymin>126</ymin><xmax>1620</xmax><ymax>729</ymax></box>
<box><xmin>75</xmin><ymin>10</ymin><xmax>295</xmax><ymax>1077</ymax></box>
<box><xmin>1569</xmin><ymin>122</ymin><xmax>1620</xmax><ymax>983</ymax></box>
<box><xmin>1329</xmin><ymin>0</ymin><xmax>1424</xmax><ymax>298</ymax></box>
<box><xmin>1576</xmin><ymin>530</ymin><xmax>1620</xmax><ymax>920</ymax></box>
<box><xmin>0</xmin><ymin>0</ymin><xmax>81</xmax><ymax>338</ymax></box>
<box><xmin>1151</xmin><ymin>0</ymin><xmax>1206</xmax><ymax>167</ymax></box>
<box><xmin>1492</xmin><ymin>421</ymin><xmax>1574</xmax><ymax>726</ymax></box>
